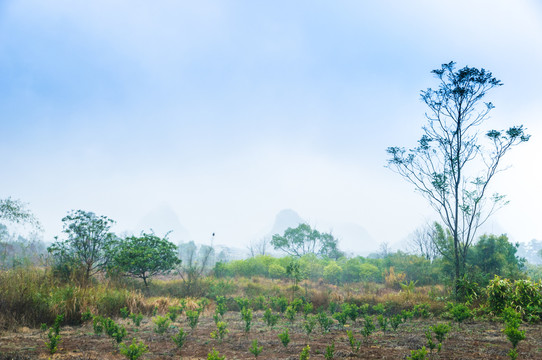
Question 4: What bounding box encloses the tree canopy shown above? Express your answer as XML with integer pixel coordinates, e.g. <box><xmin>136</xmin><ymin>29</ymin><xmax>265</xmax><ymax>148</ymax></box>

<box><xmin>271</xmin><ymin>223</ymin><xmax>342</xmax><ymax>259</ymax></box>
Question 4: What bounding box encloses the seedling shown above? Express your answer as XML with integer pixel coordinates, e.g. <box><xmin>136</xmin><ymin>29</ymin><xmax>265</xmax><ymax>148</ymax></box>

<box><xmin>303</xmin><ymin>315</ymin><xmax>317</xmax><ymax>338</ymax></box>
<box><xmin>120</xmin><ymin>307</ymin><xmax>130</xmax><ymax>319</ymax></box>
<box><xmin>263</xmin><ymin>308</ymin><xmax>279</xmax><ymax>327</ymax></box>
<box><xmin>172</xmin><ymin>327</ymin><xmax>187</xmax><ymax>354</ymax></box>
<box><xmin>130</xmin><ymin>313</ymin><xmax>144</xmax><ymax>327</ymax></box>
<box><xmin>207</xmin><ymin>348</ymin><xmax>226</xmax><ymax>360</ymax></box>
<box><xmin>186</xmin><ymin>309</ymin><xmax>201</xmax><ymax>330</ymax></box>
<box><xmin>249</xmin><ymin>339</ymin><xmax>263</xmax><ymax>358</ymax></box>
<box><xmin>278</xmin><ymin>328</ymin><xmax>290</xmax><ymax>347</ymax></box>
<box><xmin>346</xmin><ymin>330</ymin><xmax>361</xmax><ymax>354</ymax></box>
<box><xmin>324</xmin><ymin>341</ymin><xmax>335</xmax><ymax>360</ymax></box>
<box><xmin>153</xmin><ymin>315</ymin><xmax>171</xmax><ymax>334</ymax></box>
<box><xmin>210</xmin><ymin>321</ymin><xmax>229</xmax><ymax>342</ymax></box>
<box><xmin>299</xmin><ymin>345</ymin><xmax>310</xmax><ymax>360</ymax></box>
<box><xmin>119</xmin><ymin>338</ymin><xmax>148</xmax><ymax>360</ymax></box>
<box><xmin>241</xmin><ymin>306</ymin><xmax>253</xmax><ymax>333</ymax></box>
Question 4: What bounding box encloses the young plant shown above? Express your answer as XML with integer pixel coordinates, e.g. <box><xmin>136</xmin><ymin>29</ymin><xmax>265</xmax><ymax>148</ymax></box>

<box><xmin>119</xmin><ymin>338</ymin><xmax>148</xmax><ymax>360</ymax></box>
<box><xmin>317</xmin><ymin>311</ymin><xmax>333</xmax><ymax>334</ymax></box>
<box><xmin>425</xmin><ymin>329</ymin><xmax>437</xmax><ymax>354</ymax></box>
<box><xmin>390</xmin><ymin>314</ymin><xmax>402</xmax><ymax>331</ymax></box>
<box><xmin>285</xmin><ymin>305</ymin><xmax>296</xmax><ymax>323</ymax></box>
<box><xmin>93</xmin><ymin>315</ymin><xmax>104</xmax><ymax>335</ymax></box>
<box><xmin>207</xmin><ymin>348</ymin><xmax>226</xmax><ymax>360</ymax></box>
<box><xmin>186</xmin><ymin>309</ymin><xmax>201</xmax><ymax>330</ymax></box>
<box><xmin>377</xmin><ymin>314</ymin><xmax>388</xmax><ymax>332</ymax></box>
<box><xmin>168</xmin><ymin>305</ymin><xmax>182</xmax><ymax>322</ymax></box>
<box><xmin>303</xmin><ymin>314</ymin><xmax>317</xmax><ymax>338</ymax></box>
<box><xmin>111</xmin><ymin>324</ymin><xmax>127</xmax><ymax>344</ymax></box>
<box><xmin>278</xmin><ymin>328</ymin><xmax>290</xmax><ymax>347</ymax></box>
<box><xmin>361</xmin><ymin>316</ymin><xmax>376</xmax><ymax>343</ymax></box>
<box><xmin>172</xmin><ymin>327</ymin><xmax>187</xmax><ymax>354</ymax></box>
<box><xmin>333</xmin><ymin>311</ymin><xmax>348</xmax><ymax>328</ymax></box>
<box><xmin>346</xmin><ymin>330</ymin><xmax>362</xmax><ymax>354</ymax></box>
<box><xmin>249</xmin><ymin>339</ymin><xmax>263</xmax><ymax>358</ymax></box>
<box><xmin>502</xmin><ymin>307</ymin><xmax>525</xmax><ymax>358</ymax></box>
<box><xmin>324</xmin><ymin>341</ymin><xmax>335</xmax><ymax>360</ymax></box>
<box><xmin>81</xmin><ymin>309</ymin><xmax>93</xmax><ymax>322</ymax></box>
<box><xmin>263</xmin><ymin>308</ymin><xmax>279</xmax><ymax>327</ymax></box>
<box><xmin>44</xmin><ymin>328</ymin><xmax>61</xmax><ymax>354</ymax></box>
<box><xmin>52</xmin><ymin>314</ymin><xmax>64</xmax><ymax>336</ymax></box>
<box><xmin>299</xmin><ymin>345</ymin><xmax>310</xmax><ymax>360</ymax></box>
<box><xmin>153</xmin><ymin>315</ymin><xmax>171</xmax><ymax>334</ymax></box>
<box><xmin>210</xmin><ymin>321</ymin><xmax>229</xmax><ymax>342</ymax></box>
<box><xmin>120</xmin><ymin>307</ymin><xmax>130</xmax><ymax>319</ymax></box>
<box><xmin>413</xmin><ymin>303</ymin><xmax>431</xmax><ymax>318</ymax></box>
<box><xmin>241</xmin><ymin>306</ymin><xmax>253</xmax><ymax>333</ymax></box>
<box><xmin>271</xmin><ymin>296</ymin><xmax>289</xmax><ymax>313</ymax></box>
<box><xmin>431</xmin><ymin>323</ymin><xmax>450</xmax><ymax>351</ymax></box>
<box><xmin>401</xmin><ymin>309</ymin><xmax>414</xmax><ymax>322</ymax></box>
<box><xmin>130</xmin><ymin>313</ymin><xmax>144</xmax><ymax>327</ymax></box>
<box><xmin>447</xmin><ymin>302</ymin><xmax>471</xmax><ymax>324</ymax></box>
<box><xmin>372</xmin><ymin>303</ymin><xmax>386</xmax><ymax>315</ymax></box>
<box><xmin>303</xmin><ymin>302</ymin><xmax>314</xmax><ymax>318</ymax></box>
<box><xmin>343</xmin><ymin>303</ymin><xmax>359</xmax><ymax>323</ymax></box>
<box><xmin>215</xmin><ymin>295</ymin><xmax>228</xmax><ymax>317</ymax></box>
<box><xmin>407</xmin><ymin>346</ymin><xmax>428</xmax><ymax>360</ymax></box>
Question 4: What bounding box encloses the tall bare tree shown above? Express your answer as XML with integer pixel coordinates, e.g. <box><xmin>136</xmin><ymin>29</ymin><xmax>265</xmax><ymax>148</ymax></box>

<box><xmin>387</xmin><ymin>62</ymin><xmax>530</xmax><ymax>292</ymax></box>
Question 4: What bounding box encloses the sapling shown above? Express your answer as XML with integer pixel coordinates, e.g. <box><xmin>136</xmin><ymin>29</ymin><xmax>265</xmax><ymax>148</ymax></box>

<box><xmin>210</xmin><ymin>321</ymin><xmax>229</xmax><ymax>342</ymax></box>
<box><xmin>425</xmin><ymin>329</ymin><xmax>437</xmax><ymax>354</ymax></box>
<box><xmin>390</xmin><ymin>314</ymin><xmax>402</xmax><ymax>331</ymax></box>
<box><xmin>303</xmin><ymin>302</ymin><xmax>314</xmax><ymax>318</ymax></box>
<box><xmin>130</xmin><ymin>313</ymin><xmax>143</xmax><ymax>327</ymax></box>
<box><xmin>44</xmin><ymin>328</ymin><xmax>61</xmax><ymax>354</ymax></box>
<box><xmin>299</xmin><ymin>345</ymin><xmax>310</xmax><ymax>360</ymax></box>
<box><xmin>346</xmin><ymin>330</ymin><xmax>362</xmax><ymax>354</ymax></box>
<box><xmin>377</xmin><ymin>314</ymin><xmax>388</xmax><ymax>332</ymax></box>
<box><xmin>278</xmin><ymin>328</ymin><xmax>290</xmax><ymax>347</ymax></box>
<box><xmin>317</xmin><ymin>311</ymin><xmax>332</xmax><ymax>333</ymax></box>
<box><xmin>285</xmin><ymin>305</ymin><xmax>296</xmax><ymax>323</ymax></box>
<box><xmin>119</xmin><ymin>338</ymin><xmax>148</xmax><ymax>360</ymax></box>
<box><xmin>81</xmin><ymin>309</ymin><xmax>93</xmax><ymax>322</ymax></box>
<box><xmin>324</xmin><ymin>341</ymin><xmax>335</xmax><ymax>360</ymax></box>
<box><xmin>303</xmin><ymin>315</ymin><xmax>317</xmax><ymax>338</ymax></box>
<box><xmin>241</xmin><ymin>306</ymin><xmax>253</xmax><ymax>333</ymax></box>
<box><xmin>263</xmin><ymin>308</ymin><xmax>279</xmax><ymax>327</ymax></box>
<box><xmin>215</xmin><ymin>296</ymin><xmax>227</xmax><ymax>317</ymax></box>
<box><xmin>431</xmin><ymin>323</ymin><xmax>450</xmax><ymax>352</ymax></box>
<box><xmin>153</xmin><ymin>315</ymin><xmax>171</xmax><ymax>334</ymax></box>
<box><xmin>120</xmin><ymin>307</ymin><xmax>130</xmax><ymax>319</ymax></box>
<box><xmin>93</xmin><ymin>316</ymin><xmax>104</xmax><ymax>335</ymax></box>
<box><xmin>207</xmin><ymin>348</ymin><xmax>226</xmax><ymax>360</ymax></box>
<box><xmin>186</xmin><ymin>309</ymin><xmax>200</xmax><ymax>330</ymax></box>
<box><xmin>361</xmin><ymin>316</ymin><xmax>376</xmax><ymax>343</ymax></box>
<box><xmin>249</xmin><ymin>339</ymin><xmax>263</xmax><ymax>358</ymax></box>
<box><xmin>333</xmin><ymin>311</ymin><xmax>348</xmax><ymax>328</ymax></box>
<box><xmin>407</xmin><ymin>346</ymin><xmax>428</xmax><ymax>360</ymax></box>
<box><xmin>172</xmin><ymin>327</ymin><xmax>187</xmax><ymax>354</ymax></box>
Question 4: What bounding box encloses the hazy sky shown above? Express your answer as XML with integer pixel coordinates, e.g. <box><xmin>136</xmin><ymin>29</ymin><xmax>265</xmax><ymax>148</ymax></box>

<box><xmin>1</xmin><ymin>1</ymin><xmax>541</xmax><ymax>251</ymax></box>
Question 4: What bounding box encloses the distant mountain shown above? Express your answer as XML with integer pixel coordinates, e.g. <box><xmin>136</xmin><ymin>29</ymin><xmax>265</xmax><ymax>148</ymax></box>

<box><xmin>136</xmin><ymin>204</ymin><xmax>191</xmax><ymax>244</ymax></box>
<box><xmin>267</xmin><ymin>209</ymin><xmax>305</xmax><ymax>237</ymax></box>
<box><xmin>325</xmin><ymin>222</ymin><xmax>376</xmax><ymax>256</ymax></box>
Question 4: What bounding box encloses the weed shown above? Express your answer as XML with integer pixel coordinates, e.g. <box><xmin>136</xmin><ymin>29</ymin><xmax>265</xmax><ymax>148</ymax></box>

<box><xmin>249</xmin><ymin>339</ymin><xmax>263</xmax><ymax>358</ymax></box>
<box><xmin>153</xmin><ymin>315</ymin><xmax>171</xmax><ymax>334</ymax></box>
<box><xmin>119</xmin><ymin>338</ymin><xmax>148</xmax><ymax>360</ymax></box>
<box><xmin>278</xmin><ymin>328</ymin><xmax>290</xmax><ymax>347</ymax></box>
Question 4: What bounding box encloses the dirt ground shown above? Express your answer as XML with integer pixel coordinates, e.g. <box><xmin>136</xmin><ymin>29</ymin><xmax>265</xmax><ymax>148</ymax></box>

<box><xmin>1</xmin><ymin>311</ymin><xmax>541</xmax><ymax>359</ymax></box>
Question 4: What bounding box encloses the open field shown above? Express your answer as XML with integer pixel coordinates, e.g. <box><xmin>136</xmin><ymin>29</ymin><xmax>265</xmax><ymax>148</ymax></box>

<box><xmin>1</xmin><ymin>307</ymin><xmax>542</xmax><ymax>359</ymax></box>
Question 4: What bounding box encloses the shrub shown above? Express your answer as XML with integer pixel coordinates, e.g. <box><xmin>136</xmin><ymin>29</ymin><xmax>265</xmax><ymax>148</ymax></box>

<box><xmin>407</xmin><ymin>346</ymin><xmax>428</xmax><ymax>360</ymax></box>
<box><xmin>211</xmin><ymin>321</ymin><xmax>229</xmax><ymax>342</ymax></box>
<box><xmin>153</xmin><ymin>315</ymin><xmax>171</xmax><ymax>334</ymax></box>
<box><xmin>390</xmin><ymin>314</ymin><xmax>402</xmax><ymax>331</ymax></box>
<box><xmin>271</xmin><ymin>296</ymin><xmax>289</xmax><ymax>313</ymax></box>
<box><xmin>299</xmin><ymin>344</ymin><xmax>310</xmax><ymax>360</ymax></box>
<box><xmin>317</xmin><ymin>311</ymin><xmax>333</xmax><ymax>333</ymax></box>
<box><xmin>413</xmin><ymin>303</ymin><xmax>430</xmax><ymax>318</ymax></box>
<box><xmin>207</xmin><ymin>348</ymin><xmax>226</xmax><ymax>360</ymax></box>
<box><xmin>44</xmin><ymin>328</ymin><xmax>61</xmax><ymax>355</ymax></box>
<box><xmin>241</xmin><ymin>307</ymin><xmax>253</xmax><ymax>333</ymax></box>
<box><xmin>278</xmin><ymin>328</ymin><xmax>290</xmax><ymax>347</ymax></box>
<box><xmin>186</xmin><ymin>309</ymin><xmax>200</xmax><ymax>330</ymax></box>
<box><xmin>215</xmin><ymin>296</ymin><xmax>228</xmax><ymax>317</ymax></box>
<box><xmin>93</xmin><ymin>315</ymin><xmax>104</xmax><ymax>335</ymax></box>
<box><xmin>446</xmin><ymin>302</ymin><xmax>471</xmax><ymax>324</ymax></box>
<box><xmin>263</xmin><ymin>308</ymin><xmax>279</xmax><ymax>327</ymax></box>
<box><xmin>303</xmin><ymin>314</ymin><xmax>317</xmax><ymax>337</ymax></box>
<box><xmin>130</xmin><ymin>313</ymin><xmax>144</xmax><ymax>327</ymax></box>
<box><xmin>172</xmin><ymin>328</ymin><xmax>187</xmax><ymax>353</ymax></box>
<box><xmin>303</xmin><ymin>302</ymin><xmax>314</xmax><ymax>318</ymax></box>
<box><xmin>324</xmin><ymin>341</ymin><xmax>335</xmax><ymax>360</ymax></box>
<box><xmin>249</xmin><ymin>339</ymin><xmax>263</xmax><ymax>358</ymax></box>
<box><xmin>285</xmin><ymin>306</ymin><xmax>296</xmax><ymax>323</ymax></box>
<box><xmin>119</xmin><ymin>338</ymin><xmax>148</xmax><ymax>360</ymax></box>
<box><xmin>332</xmin><ymin>311</ymin><xmax>347</xmax><ymax>328</ymax></box>
<box><xmin>431</xmin><ymin>323</ymin><xmax>450</xmax><ymax>346</ymax></box>
<box><xmin>377</xmin><ymin>314</ymin><xmax>388</xmax><ymax>332</ymax></box>
<box><xmin>347</xmin><ymin>330</ymin><xmax>361</xmax><ymax>354</ymax></box>
<box><xmin>120</xmin><ymin>307</ymin><xmax>130</xmax><ymax>319</ymax></box>
<box><xmin>361</xmin><ymin>316</ymin><xmax>375</xmax><ymax>342</ymax></box>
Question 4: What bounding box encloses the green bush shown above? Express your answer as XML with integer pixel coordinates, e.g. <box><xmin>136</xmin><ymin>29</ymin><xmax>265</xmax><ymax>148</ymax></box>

<box><xmin>324</xmin><ymin>341</ymin><xmax>335</xmax><ymax>360</ymax></box>
<box><xmin>119</xmin><ymin>338</ymin><xmax>148</xmax><ymax>360</ymax></box>
<box><xmin>241</xmin><ymin>307</ymin><xmax>253</xmax><ymax>333</ymax></box>
<box><xmin>317</xmin><ymin>311</ymin><xmax>333</xmax><ymax>333</ymax></box>
<box><xmin>249</xmin><ymin>339</ymin><xmax>263</xmax><ymax>358</ymax></box>
<box><xmin>299</xmin><ymin>344</ymin><xmax>310</xmax><ymax>360</ymax></box>
<box><xmin>278</xmin><ymin>328</ymin><xmax>290</xmax><ymax>347</ymax></box>
<box><xmin>207</xmin><ymin>348</ymin><xmax>226</xmax><ymax>360</ymax></box>
<box><xmin>172</xmin><ymin>327</ymin><xmax>187</xmax><ymax>353</ymax></box>
<box><xmin>186</xmin><ymin>309</ymin><xmax>201</xmax><ymax>330</ymax></box>
<box><xmin>263</xmin><ymin>308</ymin><xmax>279</xmax><ymax>327</ymax></box>
<box><xmin>210</xmin><ymin>321</ymin><xmax>229</xmax><ymax>342</ymax></box>
<box><xmin>153</xmin><ymin>315</ymin><xmax>171</xmax><ymax>334</ymax></box>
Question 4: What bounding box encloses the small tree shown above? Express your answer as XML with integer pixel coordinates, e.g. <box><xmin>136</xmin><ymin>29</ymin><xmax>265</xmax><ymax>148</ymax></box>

<box><xmin>112</xmin><ymin>232</ymin><xmax>181</xmax><ymax>287</ymax></box>
<box><xmin>387</xmin><ymin>61</ymin><xmax>530</xmax><ymax>293</ymax></box>
<box><xmin>48</xmin><ymin>210</ymin><xmax>116</xmax><ymax>283</ymax></box>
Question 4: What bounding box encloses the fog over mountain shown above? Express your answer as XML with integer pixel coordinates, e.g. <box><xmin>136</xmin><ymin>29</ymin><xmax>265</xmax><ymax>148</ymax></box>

<box><xmin>136</xmin><ymin>204</ymin><xmax>191</xmax><ymax>244</ymax></box>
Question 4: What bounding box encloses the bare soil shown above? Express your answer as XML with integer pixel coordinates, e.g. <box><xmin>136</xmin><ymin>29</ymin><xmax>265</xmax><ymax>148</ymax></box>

<box><xmin>1</xmin><ymin>311</ymin><xmax>541</xmax><ymax>359</ymax></box>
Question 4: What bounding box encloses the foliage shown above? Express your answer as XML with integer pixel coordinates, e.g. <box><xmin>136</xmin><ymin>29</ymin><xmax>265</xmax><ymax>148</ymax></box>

<box><xmin>263</xmin><ymin>308</ymin><xmax>279</xmax><ymax>327</ymax></box>
<box><xmin>407</xmin><ymin>346</ymin><xmax>428</xmax><ymax>360</ymax></box>
<box><xmin>446</xmin><ymin>302</ymin><xmax>471</xmax><ymax>324</ymax></box>
<box><xmin>241</xmin><ymin>306</ymin><xmax>253</xmax><ymax>333</ymax></box>
<box><xmin>324</xmin><ymin>341</ymin><xmax>335</xmax><ymax>360</ymax></box>
<box><xmin>346</xmin><ymin>330</ymin><xmax>362</xmax><ymax>354</ymax></box>
<box><xmin>120</xmin><ymin>307</ymin><xmax>130</xmax><ymax>319</ymax></box>
<box><xmin>317</xmin><ymin>311</ymin><xmax>333</xmax><ymax>333</ymax></box>
<box><xmin>48</xmin><ymin>210</ymin><xmax>117</xmax><ymax>283</ymax></box>
<box><xmin>285</xmin><ymin>305</ymin><xmax>297</xmax><ymax>323</ymax></box>
<box><xmin>323</xmin><ymin>262</ymin><xmax>343</xmax><ymax>284</ymax></box>
<box><xmin>0</xmin><ymin>197</ymin><xmax>39</xmax><ymax>226</ymax></box>
<box><xmin>249</xmin><ymin>339</ymin><xmax>263</xmax><ymax>358</ymax></box>
<box><xmin>111</xmin><ymin>233</ymin><xmax>181</xmax><ymax>287</ymax></box>
<box><xmin>332</xmin><ymin>311</ymin><xmax>347</xmax><ymax>328</ymax></box>
<box><xmin>413</xmin><ymin>303</ymin><xmax>430</xmax><ymax>318</ymax></box>
<box><xmin>186</xmin><ymin>309</ymin><xmax>201</xmax><ymax>330</ymax></box>
<box><xmin>271</xmin><ymin>224</ymin><xmax>342</xmax><ymax>259</ymax></box>
<box><xmin>387</xmin><ymin>61</ymin><xmax>529</xmax><ymax>294</ymax></box>
<box><xmin>172</xmin><ymin>328</ymin><xmax>187</xmax><ymax>352</ymax></box>
<box><xmin>207</xmin><ymin>348</ymin><xmax>226</xmax><ymax>360</ymax></box>
<box><xmin>44</xmin><ymin>327</ymin><xmax>61</xmax><ymax>354</ymax></box>
<box><xmin>303</xmin><ymin>314</ymin><xmax>317</xmax><ymax>337</ymax></box>
<box><xmin>390</xmin><ymin>314</ymin><xmax>402</xmax><ymax>331</ymax></box>
<box><xmin>377</xmin><ymin>314</ymin><xmax>388</xmax><ymax>331</ymax></box>
<box><xmin>211</xmin><ymin>321</ymin><xmax>229</xmax><ymax>342</ymax></box>
<box><xmin>278</xmin><ymin>328</ymin><xmax>290</xmax><ymax>347</ymax></box>
<box><xmin>119</xmin><ymin>338</ymin><xmax>149</xmax><ymax>360</ymax></box>
<box><xmin>93</xmin><ymin>315</ymin><xmax>104</xmax><ymax>334</ymax></box>
<box><xmin>153</xmin><ymin>315</ymin><xmax>171</xmax><ymax>334</ymax></box>
<box><xmin>299</xmin><ymin>344</ymin><xmax>310</xmax><ymax>360</ymax></box>
<box><xmin>130</xmin><ymin>313</ymin><xmax>143</xmax><ymax>327</ymax></box>
<box><xmin>361</xmin><ymin>316</ymin><xmax>375</xmax><ymax>342</ymax></box>
<box><xmin>215</xmin><ymin>296</ymin><xmax>228</xmax><ymax>317</ymax></box>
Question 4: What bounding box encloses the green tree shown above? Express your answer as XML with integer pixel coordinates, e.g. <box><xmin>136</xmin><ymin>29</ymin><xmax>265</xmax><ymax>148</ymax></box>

<box><xmin>0</xmin><ymin>197</ymin><xmax>39</xmax><ymax>226</ymax></box>
<box><xmin>48</xmin><ymin>210</ymin><xmax>117</xmax><ymax>283</ymax></box>
<box><xmin>271</xmin><ymin>223</ymin><xmax>342</xmax><ymax>259</ymax></box>
<box><xmin>387</xmin><ymin>61</ymin><xmax>529</xmax><ymax>293</ymax></box>
<box><xmin>112</xmin><ymin>232</ymin><xmax>181</xmax><ymax>287</ymax></box>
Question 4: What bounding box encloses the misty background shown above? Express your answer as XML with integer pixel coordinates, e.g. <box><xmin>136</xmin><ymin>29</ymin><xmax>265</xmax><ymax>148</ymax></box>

<box><xmin>1</xmin><ymin>1</ymin><xmax>542</xmax><ymax>257</ymax></box>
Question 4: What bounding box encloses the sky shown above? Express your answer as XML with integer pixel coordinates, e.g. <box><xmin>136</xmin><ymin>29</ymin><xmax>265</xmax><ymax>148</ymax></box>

<box><xmin>1</xmin><ymin>0</ymin><xmax>542</xmax><ymax>253</ymax></box>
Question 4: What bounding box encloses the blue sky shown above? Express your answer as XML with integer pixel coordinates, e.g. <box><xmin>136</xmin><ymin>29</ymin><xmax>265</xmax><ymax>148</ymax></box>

<box><xmin>1</xmin><ymin>1</ymin><xmax>541</xmax><ymax>252</ymax></box>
